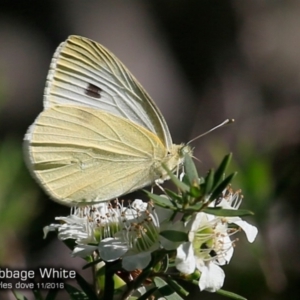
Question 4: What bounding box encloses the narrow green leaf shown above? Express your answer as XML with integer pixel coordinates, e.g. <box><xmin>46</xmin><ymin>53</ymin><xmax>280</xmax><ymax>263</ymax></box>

<box><xmin>113</xmin><ymin>274</ymin><xmax>126</xmax><ymax>290</ymax></box>
<box><xmin>183</xmin><ymin>153</ymin><xmax>199</xmax><ymax>185</ymax></box>
<box><xmin>180</xmin><ymin>173</ymin><xmax>190</xmax><ymax>186</ymax></box>
<box><xmin>113</xmin><ymin>281</ymin><xmax>127</xmax><ymax>299</ymax></box>
<box><xmin>153</xmin><ymin>277</ymin><xmax>183</xmax><ymax>300</ymax></box>
<box><xmin>75</xmin><ymin>273</ymin><xmax>98</xmax><ymax>300</ymax></box>
<box><xmin>210</xmin><ymin>172</ymin><xmax>237</xmax><ymax>202</ymax></box>
<box><xmin>216</xmin><ymin>289</ymin><xmax>247</xmax><ymax>300</ymax></box>
<box><xmin>144</xmin><ymin>191</ymin><xmax>176</xmax><ymax>209</ymax></box>
<box><xmin>204</xmin><ymin>169</ymin><xmax>214</xmax><ymax>195</ymax></box>
<box><xmin>203</xmin><ymin>207</ymin><xmax>254</xmax><ymax>217</ymax></box>
<box><xmin>162</xmin><ymin>164</ymin><xmax>189</xmax><ymax>192</ymax></box>
<box><xmin>184</xmin><ymin>202</ymin><xmax>203</xmax><ymax>213</ymax></box>
<box><xmin>214</xmin><ymin>153</ymin><xmax>232</xmax><ymax>188</ymax></box>
<box><xmin>160</xmin><ymin>253</ymin><xmax>169</xmax><ymax>273</ymax></box>
<box><xmin>164</xmin><ymin>189</ymin><xmax>182</xmax><ymax>203</ymax></box>
<box><xmin>160</xmin><ymin>230</ymin><xmax>188</xmax><ymax>242</ymax></box>
<box><xmin>165</xmin><ymin>277</ymin><xmax>189</xmax><ymax>297</ymax></box>
<box><xmin>12</xmin><ymin>291</ymin><xmax>29</xmax><ymax>300</ymax></box>
<box><xmin>137</xmin><ymin>287</ymin><xmax>158</xmax><ymax>300</ymax></box>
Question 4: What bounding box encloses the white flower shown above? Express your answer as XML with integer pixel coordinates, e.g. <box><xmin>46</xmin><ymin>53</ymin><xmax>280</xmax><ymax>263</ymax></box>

<box><xmin>43</xmin><ymin>200</ymin><xmax>125</xmax><ymax>257</ymax></box>
<box><xmin>214</xmin><ymin>187</ymin><xmax>258</xmax><ymax>243</ymax></box>
<box><xmin>175</xmin><ymin>187</ymin><xmax>258</xmax><ymax>292</ymax></box>
<box><xmin>99</xmin><ymin>199</ymin><xmax>185</xmax><ymax>271</ymax></box>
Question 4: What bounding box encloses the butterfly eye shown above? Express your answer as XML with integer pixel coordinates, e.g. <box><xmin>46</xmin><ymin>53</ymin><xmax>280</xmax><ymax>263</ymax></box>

<box><xmin>85</xmin><ymin>83</ymin><xmax>102</xmax><ymax>98</ymax></box>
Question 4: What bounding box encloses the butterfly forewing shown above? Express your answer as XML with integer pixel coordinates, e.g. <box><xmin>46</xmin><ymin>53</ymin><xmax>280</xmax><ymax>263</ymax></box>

<box><xmin>44</xmin><ymin>35</ymin><xmax>172</xmax><ymax>148</ymax></box>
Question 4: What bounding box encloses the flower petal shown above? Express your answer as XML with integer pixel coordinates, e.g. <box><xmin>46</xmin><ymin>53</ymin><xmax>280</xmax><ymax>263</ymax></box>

<box><xmin>122</xmin><ymin>251</ymin><xmax>151</xmax><ymax>271</ymax></box>
<box><xmin>72</xmin><ymin>245</ymin><xmax>97</xmax><ymax>258</ymax></box>
<box><xmin>99</xmin><ymin>238</ymin><xmax>128</xmax><ymax>261</ymax></box>
<box><xmin>230</xmin><ymin>218</ymin><xmax>258</xmax><ymax>243</ymax></box>
<box><xmin>197</xmin><ymin>261</ymin><xmax>225</xmax><ymax>292</ymax></box>
<box><xmin>43</xmin><ymin>224</ymin><xmax>60</xmax><ymax>239</ymax></box>
<box><xmin>175</xmin><ymin>242</ymin><xmax>196</xmax><ymax>274</ymax></box>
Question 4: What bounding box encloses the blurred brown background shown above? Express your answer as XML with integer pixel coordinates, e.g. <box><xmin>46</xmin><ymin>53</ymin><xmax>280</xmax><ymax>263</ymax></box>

<box><xmin>0</xmin><ymin>1</ymin><xmax>299</xmax><ymax>299</ymax></box>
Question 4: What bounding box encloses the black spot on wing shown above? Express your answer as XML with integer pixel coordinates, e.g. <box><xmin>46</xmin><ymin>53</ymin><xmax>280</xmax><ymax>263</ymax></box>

<box><xmin>85</xmin><ymin>83</ymin><xmax>102</xmax><ymax>98</ymax></box>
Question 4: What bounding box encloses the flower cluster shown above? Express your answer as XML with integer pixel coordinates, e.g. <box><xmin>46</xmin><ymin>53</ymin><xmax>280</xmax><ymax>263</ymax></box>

<box><xmin>43</xmin><ymin>153</ymin><xmax>258</xmax><ymax>300</ymax></box>
<box><xmin>176</xmin><ymin>187</ymin><xmax>257</xmax><ymax>292</ymax></box>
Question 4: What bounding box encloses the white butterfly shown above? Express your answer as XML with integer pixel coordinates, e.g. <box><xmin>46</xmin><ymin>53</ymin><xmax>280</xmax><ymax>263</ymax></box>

<box><xmin>24</xmin><ymin>36</ymin><xmax>191</xmax><ymax>206</ymax></box>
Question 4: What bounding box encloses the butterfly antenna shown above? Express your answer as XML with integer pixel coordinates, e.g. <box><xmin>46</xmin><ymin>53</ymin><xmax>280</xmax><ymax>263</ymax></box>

<box><xmin>187</xmin><ymin>119</ymin><xmax>235</xmax><ymax>145</ymax></box>
<box><xmin>191</xmin><ymin>155</ymin><xmax>201</xmax><ymax>163</ymax></box>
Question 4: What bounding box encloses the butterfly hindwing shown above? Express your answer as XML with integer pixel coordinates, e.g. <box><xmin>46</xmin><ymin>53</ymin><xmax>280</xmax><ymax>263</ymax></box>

<box><xmin>25</xmin><ymin>105</ymin><xmax>167</xmax><ymax>205</ymax></box>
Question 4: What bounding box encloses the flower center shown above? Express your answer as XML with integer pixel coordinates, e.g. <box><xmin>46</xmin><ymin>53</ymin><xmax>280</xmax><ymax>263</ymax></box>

<box><xmin>122</xmin><ymin>202</ymin><xmax>160</xmax><ymax>253</ymax></box>
<box><xmin>71</xmin><ymin>200</ymin><xmax>124</xmax><ymax>242</ymax></box>
<box><xmin>191</xmin><ymin>218</ymin><xmax>233</xmax><ymax>264</ymax></box>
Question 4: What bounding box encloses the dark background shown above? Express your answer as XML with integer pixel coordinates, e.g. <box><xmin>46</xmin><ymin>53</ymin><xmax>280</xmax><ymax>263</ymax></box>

<box><xmin>0</xmin><ymin>1</ymin><xmax>300</xmax><ymax>299</ymax></box>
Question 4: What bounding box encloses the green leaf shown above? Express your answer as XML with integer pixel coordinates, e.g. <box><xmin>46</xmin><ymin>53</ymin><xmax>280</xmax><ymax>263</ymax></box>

<box><xmin>75</xmin><ymin>273</ymin><xmax>98</xmax><ymax>300</ymax></box>
<box><xmin>159</xmin><ymin>253</ymin><xmax>169</xmax><ymax>273</ymax></box>
<box><xmin>180</xmin><ymin>173</ymin><xmax>191</xmax><ymax>186</ymax></box>
<box><xmin>203</xmin><ymin>207</ymin><xmax>254</xmax><ymax>217</ymax></box>
<box><xmin>184</xmin><ymin>202</ymin><xmax>203</xmax><ymax>213</ymax></box>
<box><xmin>189</xmin><ymin>185</ymin><xmax>201</xmax><ymax>198</ymax></box>
<box><xmin>216</xmin><ymin>289</ymin><xmax>247</xmax><ymax>300</ymax></box>
<box><xmin>162</xmin><ymin>164</ymin><xmax>190</xmax><ymax>192</ymax></box>
<box><xmin>153</xmin><ymin>277</ymin><xmax>184</xmax><ymax>300</ymax></box>
<box><xmin>12</xmin><ymin>291</ymin><xmax>29</xmax><ymax>300</ymax></box>
<box><xmin>164</xmin><ymin>189</ymin><xmax>182</xmax><ymax>203</ymax></box>
<box><xmin>183</xmin><ymin>153</ymin><xmax>199</xmax><ymax>185</ymax></box>
<box><xmin>144</xmin><ymin>191</ymin><xmax>176</xmax><ymax>209</ymax></box>
<box><xmin>113</xmin><ymin>274</ymin><xmax>126</xmax><ymax>291</ymax></box>
<box><xmin>160</xmin><ymin>230</ymin><xmax>188</xmax><ymax>243</ymax></box>
<box><xmin>65</xmin><ymin>284</ymin><xmax>89</xmax><ymax>300</ymax></box>
<box><xmin>214</xmin><ymin>153</ymin><xmax>232</xmax><ymax>188</ymax></box>
<box><xmin>204</xmin><ymin>169</ymin><xmax>214</xmax><ymax>195</ymax></box>
<box><xmin>137</xmin><ymin>287</ymin><xmax>158</xmax><ymax>300</ymax></box>
<box><xmin>165</xmin><ymin>277</ymin><xmax>189</xmax><ymax>297</ymax></box>
<box><xmin>210</xmin><ymin>172</ymin><xmax>237</xmax><ymax>202</ymax></box>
